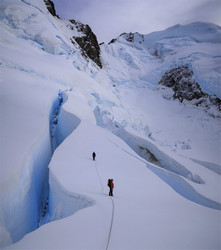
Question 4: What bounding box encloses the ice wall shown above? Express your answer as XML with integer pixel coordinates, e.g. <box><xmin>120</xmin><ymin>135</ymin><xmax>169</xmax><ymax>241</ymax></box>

<box><xmin>0</xmin><ymin>113</ymin><xmax>52</xmax><ymax>247</ymax></box>
<box><xmin>0</xmin><ymin>91</ymin><xmax>69</xmax><ymax>247</ymax></box>
<box><xmin>94</xmin><ymin>106</ymin><xmax>201</xmax><ymax>183</ymax></box>
<box><xmin>93</xmin><ymin>106</ymin><xmax>221</xmax><ymax>210</ymax></box>
<box><xmin>48</xmin><ymin>92</ymin><xmax>94</xmax><ymax>224</ymax></box>
<box><xmin>48</xmin><ymin>172</ymin><xmax>94</xmax><ymax>222</ymax></box>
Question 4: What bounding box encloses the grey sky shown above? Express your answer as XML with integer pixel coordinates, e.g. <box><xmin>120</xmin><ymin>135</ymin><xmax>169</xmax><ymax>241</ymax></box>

<box><xmin>52</xmin><ymin>0</ymin><xmax>221</xmax><ymax>43</ymax></box>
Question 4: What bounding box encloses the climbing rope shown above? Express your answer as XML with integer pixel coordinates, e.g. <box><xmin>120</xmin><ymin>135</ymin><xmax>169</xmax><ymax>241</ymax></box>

<box><xmin>94</xmin><ymin>161</ymin><xmax>104</xmax><ymax>192</ymax></box>
<box><xmin>93</xmin><ymin>161</ymin><xmax>114</xmax><ymax>250</ymax></box>
<box><xmin>106</xmin><ymin>196</ymin><xmax>114</xmax><ymax>250</ymax></box>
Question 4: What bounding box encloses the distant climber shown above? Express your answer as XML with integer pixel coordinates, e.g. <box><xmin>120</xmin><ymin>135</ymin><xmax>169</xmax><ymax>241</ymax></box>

<box><xmin>92</xmin><ymin>152</ymin><xmax>96</xmax><ymax>161</ymax></box>
<box><xmin>107</xmin><ymin>179</ymin><xmax>114</xmax><ymax>196</ymax></box>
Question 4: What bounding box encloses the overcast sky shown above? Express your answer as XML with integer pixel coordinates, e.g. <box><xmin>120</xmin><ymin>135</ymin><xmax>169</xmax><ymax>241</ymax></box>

<box><xmin>52</xmin><ymin>0</ymin><xmax>221</xmax><ymax>43</ymax></box>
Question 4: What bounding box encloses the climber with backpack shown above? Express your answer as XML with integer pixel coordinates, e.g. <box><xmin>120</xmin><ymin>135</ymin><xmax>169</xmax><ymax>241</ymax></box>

<box><xmin>107</xmin><ymin>179</ymin><xmax>114</xmax><ymax>196</ymax></box>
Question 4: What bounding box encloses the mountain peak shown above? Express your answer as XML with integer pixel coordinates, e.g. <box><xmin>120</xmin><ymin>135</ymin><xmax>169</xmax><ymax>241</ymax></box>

<box><xmin>108</xmin><ymin>32</ymin><xmax>144</xmax><ymax>45</ymax></box>
<box><xmin>108</xmin><ymin>22</ymin><xmax>221</xmax><ymax>45</ymax></box>
<box><xmin>120</xmin><ymin>32</ymin><xmax>144</xmax><ymax>43</ymax></box>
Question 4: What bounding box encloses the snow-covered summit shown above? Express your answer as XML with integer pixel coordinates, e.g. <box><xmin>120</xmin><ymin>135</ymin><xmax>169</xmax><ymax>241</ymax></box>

<box><xmin>102</xmin><ymin>21</ymin><xmax>221</xmax><ymax>101</ymax></box>
<box><xmin>112</xmin><ymin>22</ymin><xmax>221</xmax><ymax>45</ymax></box>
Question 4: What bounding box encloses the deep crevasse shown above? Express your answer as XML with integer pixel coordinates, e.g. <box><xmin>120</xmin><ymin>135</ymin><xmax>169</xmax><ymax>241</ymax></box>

<box><xmin>0</xmin><ymin>90</ymin><xmax>87</xmax><ymax>248</ymax></box>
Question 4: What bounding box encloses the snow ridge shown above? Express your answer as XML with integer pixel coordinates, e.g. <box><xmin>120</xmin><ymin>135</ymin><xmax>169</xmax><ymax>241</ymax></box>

<box><xmin>93</xmin><ymin>107</ymin><xmax>221</xmax><ymax>211</ymax></box>
<box><xmin>147</xmin><ymin>164</ymin><xmax>221</xmax><ymax>210</ymax></box>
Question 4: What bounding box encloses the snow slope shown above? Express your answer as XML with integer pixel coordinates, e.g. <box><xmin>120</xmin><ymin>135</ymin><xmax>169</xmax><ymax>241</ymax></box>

<box><xmin>103</xmin><ymin>22</ymin><xmax>221</xmax><ymax>98</ymax></box>
<box><xmin>0</xmin><ymin>0</ymin><xmax>221</xmax><ymax>249</ymax></box>
<box><xmin>6</xmin><ymin>108</ymin><xmax>221</xmax><ymax>249</ymax></box>
<box><xmin>100</xmin><ymin>21</ymin><xmax>221</xmax><ymax>167</ymax></box>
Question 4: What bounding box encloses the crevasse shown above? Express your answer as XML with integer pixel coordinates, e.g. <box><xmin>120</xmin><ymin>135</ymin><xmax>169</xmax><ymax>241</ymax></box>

<box><xmin>0</xmin><ymin>90</ymin><xmax>92</xmax><ymax>248</ymax></box>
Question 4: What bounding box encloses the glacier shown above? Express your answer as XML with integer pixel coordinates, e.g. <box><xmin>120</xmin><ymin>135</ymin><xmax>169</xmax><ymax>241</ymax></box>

<box><xmin>0</xmin><ymin>0</ymin><xmax>221</xmax><ymax>249</ymax></box>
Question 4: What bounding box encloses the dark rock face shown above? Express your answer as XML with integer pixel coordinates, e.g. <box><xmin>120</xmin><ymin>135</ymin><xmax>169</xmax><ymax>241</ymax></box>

<box><xmin>138</xmin><ymin>146</ymin><xmax>163</xmax><ymax>168</ymax></box>
<box><xmin>108</xmin><ymin>32</ymin><xmax>144</xmax><ymax>45</ymax></box>
<box><xmin>126</xmin><ymin>32</ymin><xmax>135</xmax><ymax>42</ymax></box>
<box><xmin>159</xmin><ymin>65</ymin><xmax>220</xmax><ymax>114</ymax></box>
<box><xmin>108</xmin><ymin>38</ymin><xmax>117</xmax><ymax>45</ymax></box>
<box><xmin>44</xmin><ymin>0</ymin><xmax>57</xmax><ymax>17</ymax></box>
<box><xmin>70</xmin><ymin>20</ymin><xmax>102</xmax><ymax>68</ymax></box>
<box><xmin>159</xmin><ymin>66</ymin><xmax>205</xmax><ymax>102</ymax></box>
<box><xmin>43</xmin><ymin>2</ymin><xmax>102</xmax><ymax>68</ymax></box>
<box><xmin>123</xmin><ymin>32</ymin><xmax>144</xmax><ymax>43</ymax></box>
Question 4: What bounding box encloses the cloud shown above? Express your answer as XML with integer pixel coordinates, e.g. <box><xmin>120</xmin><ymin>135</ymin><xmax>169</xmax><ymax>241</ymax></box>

<box><xmin>52</xmin><ymin>0</ymin><xmax>221</xmax><ymax>43</ymax></box>
<box><xmin>188</xmin><ymin>0</ymin><xmax>221</xmax><ymax>25</ymax></box>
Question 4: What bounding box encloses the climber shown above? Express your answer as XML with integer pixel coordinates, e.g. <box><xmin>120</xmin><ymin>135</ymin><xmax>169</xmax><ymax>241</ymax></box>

<box><xmin>92</xmin><ymin>152</ymin><xmax>96</xmax><ymax>161</ymax></box>
<box><xmin>107</xmin><ymin>179</ymin><xmax>114</xmax><ymax>196</ymax></box>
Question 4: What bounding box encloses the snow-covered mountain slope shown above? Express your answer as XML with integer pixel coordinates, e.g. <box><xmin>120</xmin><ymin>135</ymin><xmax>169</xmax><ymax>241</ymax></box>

<box><xmin>0</xmin><ymin>0</ymin><xmax>221</xmax><ymax>249</ymax></box>
<box><xmin>100</xmin><ymin>21</ymin><xmax>221</xmax><ymax>164</ymax></box>
<box><xmin>6</xmin><ymin>116</ymin><xmax>221</xmax><ymax>249</ymax></box>
<box><xmin>103</xmin><ymin>22</ymin><xmax>221</xmax><ymax>99</ymax></box>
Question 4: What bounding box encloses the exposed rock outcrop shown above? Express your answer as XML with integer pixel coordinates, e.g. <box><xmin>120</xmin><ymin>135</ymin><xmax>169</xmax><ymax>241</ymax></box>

<box><xmin>159</xmin><ymin>66</ymin><xmax>221</xmax><ymax>116</ymax></box>
<box><xmin>43</xmin><ymin>1</ymin><xmax>102</xmax><ymax>68</ymax></box>
<box><xmin>44</xmin><ymin>0</ymin><xmax>57</xmax><ymax>17</ymax></box>
<box><xmin>124</xmin><ymin>32</ymin><xmax>144</xmax><ymax>43</ymax></box>
<box><xmin>159</xmin><ymin>66</ymin><xmax>204</xmax><ymax>101</ymax></box>
<box><xmin>108</xmin><ymin>32</ymin><xmax>145</xmax><ymax>45</ymax></box>
<box><xmin>70</xmin><ymin>20</ymin><xmax>102</xmax><ymax>68</ymax></box>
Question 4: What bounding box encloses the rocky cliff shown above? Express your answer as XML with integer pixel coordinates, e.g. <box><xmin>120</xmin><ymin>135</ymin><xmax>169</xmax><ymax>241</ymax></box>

<box><xmin>159</xmin><ymin>66</ymin><xmax>220</xmax><ymax>116</ymax></box>
<box><xmin>44</xmin><ymin>1</ymin><xmax>102</xmax><ymax>68</ymax></box>
<box><xmin>44</xmin><ymin>0</ymin><xmax>57</xmax><ymax>17</ymax></box>
<box><xmin>69</xmin><ymin>19</ymin><xmax>102</xmax><ymax>68</ymax></box>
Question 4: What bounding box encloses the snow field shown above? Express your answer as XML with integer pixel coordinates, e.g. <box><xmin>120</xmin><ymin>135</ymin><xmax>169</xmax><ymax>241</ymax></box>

<box><xmin>94</xmin><ymin>101</ymin><xmax>221</xmax><ymax>207</ymax></box>
<box><xmin>7</xmin><ymin>95</ymin><xmax>221</xmax><ymax>249</ymax></box>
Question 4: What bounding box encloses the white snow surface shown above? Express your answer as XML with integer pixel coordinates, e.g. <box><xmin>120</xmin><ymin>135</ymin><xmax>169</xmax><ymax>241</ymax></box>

<box><xmin>0</xmin><ymin>0</ymin><xmax>221</xmax><ymax>249</ymax></box>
